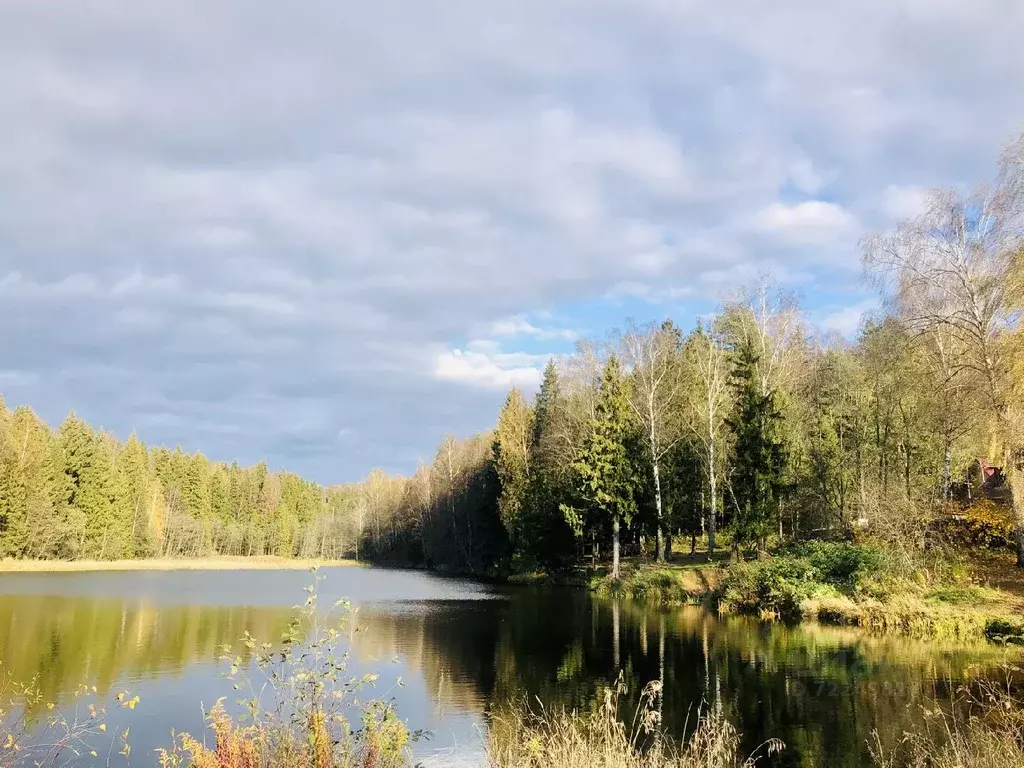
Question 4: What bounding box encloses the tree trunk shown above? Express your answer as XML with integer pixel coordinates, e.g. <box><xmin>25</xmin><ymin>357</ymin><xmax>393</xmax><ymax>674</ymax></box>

<box><xmin>612</xmin><ymin>512</ymin><xmax>621</xmax><ymax>579</ymax></box>
<box><xmin>942</xmin><ymin>438</ymin><xmax>953</xmax><ymax>502</ymax></box>
<box><xmin>707</xmin><ymin>439</ymin><xmax>717</xmax><ymax>560</ymax></box>
<box><xmin>653</xmin><ymin>457</ymin><xmax>665</xmax><ymax>563</ymax></box>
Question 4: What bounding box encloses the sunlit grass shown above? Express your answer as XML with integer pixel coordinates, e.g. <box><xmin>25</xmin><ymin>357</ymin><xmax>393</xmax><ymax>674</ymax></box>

<box><xmin>487</xmin><ymin>677</ymin><xmax>783</xmax><ymax>768</ymax></box>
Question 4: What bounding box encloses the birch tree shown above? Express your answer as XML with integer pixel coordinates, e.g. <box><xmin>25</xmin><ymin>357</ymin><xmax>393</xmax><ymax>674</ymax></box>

<box><xmin>681</xmin><ymin>324</ymin><xmax>730</xmax><ymax>559</ymax></box>
<box><xmin>863</xmin><ymin>131</ymin><xmax>1024</xmax><ymax>564</ymax></box>
<box><xmin>619</xmin><ymin>320</ymin><xmax>686</xmax><ymax>562</ymax></box>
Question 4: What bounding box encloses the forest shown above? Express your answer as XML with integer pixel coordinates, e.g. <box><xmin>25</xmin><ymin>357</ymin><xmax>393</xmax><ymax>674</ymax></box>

<box><xmin>352</xmin><ymin>134</ymin><xmax>1024</xmax><ymax>578</ymax></box>
<box><xmin>0</xmin><ymin>407</ymin><xmax>356</xmax><ymax>561</ymax></box>
<box><xmin>0</xmin><ymin>135</ymin><xmax>1021</xmax><ymax>575</ymax></box>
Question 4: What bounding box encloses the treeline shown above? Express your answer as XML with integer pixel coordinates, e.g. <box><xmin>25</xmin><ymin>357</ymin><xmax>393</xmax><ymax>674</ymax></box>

<box><xmin>355</xmin><ymin>133</ymin><xmax>1024</xmax><ymax>575</ymax></box>
<box><xmin>1</xmin><ymin>135</ymin><xmax>1021</xmax><ymax>570</ymax></box>
<box><xmin>0</xmin><ymin>407</ymin><xmax>359</xmax><ymax>560</ymax></box>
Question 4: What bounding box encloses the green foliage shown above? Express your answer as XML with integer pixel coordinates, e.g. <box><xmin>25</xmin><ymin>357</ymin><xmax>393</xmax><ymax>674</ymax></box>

<box><xmin>718</xmin><ymin>558</ymin><xmax>828</xmax><ymax>621</ymax></box>
<box><xmin>570</xmin><ymin>357</ymin><xmax>638</xmax><ymax>529</ymax></box>
<box><xmin>158</xmin><ymin>571</ymin><xmax>420</xmax><ymax>768</ymax></box>
<box><xmin>717</xmin><ymin>542</ymin><xmax>893</xmax><ymax>621</ymax></box>
<box><xmin>493</xmin><ymin>388</ymin><xmax>534</xmax><ymax>552</ymax></box>
<box><xmin>782</xmin><ymin>541</ymin><xmax>889</xmax><ymax>592</ymax></box>
<box><xmin>0</xmin><ymin>401</ymin><xmax>347</xmax><ymax>563</ymax></box>
<box><xmin>726</xmin><ymin>339</ymin><xmax>787</xmax><ymax>550</ymax></box>
<box><xmin>984</xmin><ymin>617</ymin><xmax>1024</xmax><ymax>645</ymax></box>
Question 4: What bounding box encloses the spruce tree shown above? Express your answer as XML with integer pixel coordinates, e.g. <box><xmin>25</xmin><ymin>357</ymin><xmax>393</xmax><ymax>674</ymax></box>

<box><xmin>60</xmin><ymin>414</ymin><xmax>117</xmax><ymax>559</ymax></box>
<box><xmin>727</xmin><ymin>339</ymin><xmax>787</xmax><ymax>556</ymax></box>
<box><xmin>570</xmin><ymin>355</ymin><xmax>637</xmax><ymax>578</ymax></box>
<box><xmin>526</xmin><ymin>360</ymin><xmax>575</xmax><ymax>569</ymax></box>
<box><xmin>119</xmin><ymin>434</ymin><xmax>153</xmax><ymax>557</ymax></box>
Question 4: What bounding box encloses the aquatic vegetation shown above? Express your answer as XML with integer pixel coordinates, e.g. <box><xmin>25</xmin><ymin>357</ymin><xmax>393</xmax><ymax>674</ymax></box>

<box><xmin>487</xmin><ymin>675</ymin><xmax>783</xmax><ymax>768</ymax></box>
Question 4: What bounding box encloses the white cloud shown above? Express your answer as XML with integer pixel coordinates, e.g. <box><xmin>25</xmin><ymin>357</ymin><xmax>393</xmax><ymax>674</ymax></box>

<box><xmin>2</xmin><ymin>0</ymin><xmax>1023</xmax><ymax>479</ymax></box>
<box><xmin>818</xmin><ymin>299</ymin><xmax>879</xmax><ymax>337</ymax></box>
<box><xmin>433</xmin><ymin>348</ymin><xmax>545</xmax><ymax>390</ymax></box>
<box><xmin>489</xmin><ymin>316</ymin><xmax>578</xmax><ymax>341</ymax></box>
<box><xmin>880</xmin><ymin>184</ymin><xmax>931</xmax><ymax>220</ymax></box>
<box><xmin>753</xmin><ymin>201</ymin><xmax>857</xmax><ymax>243</ymax></box>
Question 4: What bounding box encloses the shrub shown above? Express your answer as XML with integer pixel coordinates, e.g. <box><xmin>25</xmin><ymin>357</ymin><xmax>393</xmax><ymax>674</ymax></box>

<box><xmin>783</xmin><ymin>541</ymin><xmax>889</xmax><ymax>592</ymax></box>
<box><xmin>716</xmin><ymin>558</ymin><xmax>825</xmax><ymax>621</ymax></box>
<box><xmin>157</xmin><ymin>570</ymin><xmax>418</xmax><ymax>768</ymax></box>
<box><xmin>932</xmin><ymin>501</ymin><xmax>1018</xmax><ymax>551</ymax></box>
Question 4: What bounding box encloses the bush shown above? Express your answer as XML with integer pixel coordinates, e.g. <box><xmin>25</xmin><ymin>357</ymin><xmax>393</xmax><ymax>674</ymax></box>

<box><xmin>932</xmin><ymin>501</ymin><xmax>1017</xmax><ymax>551</ymax></box>
<box><xmin>782</xmin><ymin>541</ymin><xmax>889</xmax><ymax>591</ymax></box>
<box><xmin>716</xmin><ymin>558</ymin><xmax>826</xmax><ymax>621</ymax></box>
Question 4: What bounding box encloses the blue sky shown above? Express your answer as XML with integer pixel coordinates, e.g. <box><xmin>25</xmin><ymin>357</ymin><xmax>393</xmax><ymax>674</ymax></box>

<box><xmin>1</xmin><ymin>0</ymin><xmax>1023</xmax><ymax>484</ymax></box>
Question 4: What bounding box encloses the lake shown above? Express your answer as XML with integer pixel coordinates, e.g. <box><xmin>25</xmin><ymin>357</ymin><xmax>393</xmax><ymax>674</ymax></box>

<box><xmin>0</xmin><ymin>565</ymin><xmax>1010</xmax><ymax>766</ymax></box>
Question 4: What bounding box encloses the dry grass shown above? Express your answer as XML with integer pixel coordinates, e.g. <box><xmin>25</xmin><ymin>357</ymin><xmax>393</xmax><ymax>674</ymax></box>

<box><xmin>871</xmin><ymin>666</ymin><xmax>1024</xmax><ymax>768</ymax></box>
<box><xmin>0</xmin><ymin>557</ymin><xmax>362</xmax><ymax>573</ymax></box>
<box><xmin>487</xmin><ymin>677</ymin><xmax>782</xmax><ymax>768</ymax></box>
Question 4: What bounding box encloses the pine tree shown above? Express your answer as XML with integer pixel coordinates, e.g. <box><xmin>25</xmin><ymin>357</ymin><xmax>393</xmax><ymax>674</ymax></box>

<box><xmin>60</xmin><ymin>414</ymin><xmax>117</xmax><ymax>559</ymax></box>
<box><xmin>727</xmin><ymin>340</ymin><xmax>787</xmax><ymax>555</ymax></box>
<box><xmin>119</xmin><ymin>434</ymin><xmax>153</xmax><ymax>557</ymax></box>
<box><xmin>524</xmin><ymin>360</ymin><xmax>575</xmax><ymax>569</ymax></box>
<box><xmin>569</xmin><ymin>356</ymin><xmax>637</xmax><ymax>579</ymax></box>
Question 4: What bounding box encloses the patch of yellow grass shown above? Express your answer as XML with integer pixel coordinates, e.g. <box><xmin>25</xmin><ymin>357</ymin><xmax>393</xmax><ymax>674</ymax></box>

<box><xmin>487</xmin><ymin>678</ymin><xmax>783</xmax><ymax>768</ymax></box>
<box><xmin>0</xmin><ymin>557</ymin><xmax>363</xmax><ymax>573</ymax></box>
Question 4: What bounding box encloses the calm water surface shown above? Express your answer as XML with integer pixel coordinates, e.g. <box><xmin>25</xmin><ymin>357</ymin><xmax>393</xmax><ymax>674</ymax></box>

<box><xmin>0</xmin><ymin>566</ymin><xmax>1011</xmax><ymax>766</ymax></box>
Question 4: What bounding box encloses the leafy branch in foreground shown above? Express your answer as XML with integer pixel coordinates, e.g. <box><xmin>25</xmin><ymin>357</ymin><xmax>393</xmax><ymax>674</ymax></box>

<box><xmin>157</xmin><ymin>569</ymin><xmax>421</xmax><ymax>768</ymax></box>
<box><xmin>0</xmin><ymin>674</ymin><xmax>137</xmax><ymax>768</ymax></box>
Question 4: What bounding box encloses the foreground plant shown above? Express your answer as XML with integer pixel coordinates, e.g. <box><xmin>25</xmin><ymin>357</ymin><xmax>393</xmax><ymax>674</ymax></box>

<box><xmin>0</xmin><ymin>672</ymin><xmax>136</xmax><ymax>767</ymax></box>
<box><xmin>487</xmin><ymin>675</ymin><xmax>783</xmax><ymax>768</ymax></box>
<box><xmin>158</xmin><ymin>569</ymin><xmax>419</xmax><ymax>768</ymax></box>
<box><xmin>871</xmin><ymin>664</ymin><xmax>1024</xmax><ymax>768</ymax></box>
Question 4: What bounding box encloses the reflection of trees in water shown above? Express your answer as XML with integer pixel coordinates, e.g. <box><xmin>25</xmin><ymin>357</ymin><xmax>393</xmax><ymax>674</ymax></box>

<box><xmin>0</xmin><ymin>595</ymin><xmax>293</xmax><ymax>709</ymax></box>
<box><xmin>0</xmin><ymin>589</ymin><xmax>1008</xmax><ymax>767</ymax></box>
<box><xmin>354</xmin><ymin>594</ymin><xmax>1009</xmax><ymax>768</ymax></box>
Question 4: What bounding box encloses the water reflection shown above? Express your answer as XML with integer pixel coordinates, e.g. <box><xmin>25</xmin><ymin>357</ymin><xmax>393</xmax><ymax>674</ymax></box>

<box><xmin>0</xmin><ymin>594</ymin><xmax>293</xmax><ymax>709</ymax></box>
<box><xmin>0</xmin><ymin>570</ymin><xmax>1013</xmax><ymax>767</ymax></box>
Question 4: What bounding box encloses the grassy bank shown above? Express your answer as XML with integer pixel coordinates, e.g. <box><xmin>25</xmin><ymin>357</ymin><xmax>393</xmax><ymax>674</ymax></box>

<box><xmin>591</xmin><ymin>543</ymin><xmax>1024</xmax><ymax>644</ymax></box>
<box><xmin>0</xmin><ymin>556</ymin><xmax>361</xmax><ymax>573</ymax></box>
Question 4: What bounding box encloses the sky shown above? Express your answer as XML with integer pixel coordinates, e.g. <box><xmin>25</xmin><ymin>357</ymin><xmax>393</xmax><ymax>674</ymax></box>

<box><xmin>2</xmin><ymin>1</ymin><xmax>1023</xmax><ymax>484</ymax></box>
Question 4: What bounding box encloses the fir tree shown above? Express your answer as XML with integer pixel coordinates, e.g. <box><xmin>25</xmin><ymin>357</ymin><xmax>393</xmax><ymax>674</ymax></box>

<box><xmin>526</xmin><ymin>360</ymin><xmax>575</xmax><ymax>569</ymax></box>
<box><xmin>60</xmin><ymin>414</ymin><xmax>117</xmax><ymax>559</ymax></box>
<box><xmin>727</xmin><ymin>339</ymin><xmax>787</xmax><ymax>555</ymax></box>
<box><xmin>569</xmin><ymin>355</ymin><xmax>638</xmax><ymax>579</ymax></box>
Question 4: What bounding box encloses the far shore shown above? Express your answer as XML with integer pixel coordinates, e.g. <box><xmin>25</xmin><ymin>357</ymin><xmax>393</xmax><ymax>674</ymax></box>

<box><xmin>0</xmin><ymin>556</ymin><xmax>363</xmax><ymax>573</ymax></box>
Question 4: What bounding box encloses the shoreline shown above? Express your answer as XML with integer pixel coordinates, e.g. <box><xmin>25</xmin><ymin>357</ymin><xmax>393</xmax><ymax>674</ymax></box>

<box><xmin>0</xmin><ymin>556</ymin><xmax>363</xmax><ymax>573</ymax></box>
<box><xmin>588</xmin><ymin>555</ymin><xmax>1024</xmax><ymax>645</ymax></box>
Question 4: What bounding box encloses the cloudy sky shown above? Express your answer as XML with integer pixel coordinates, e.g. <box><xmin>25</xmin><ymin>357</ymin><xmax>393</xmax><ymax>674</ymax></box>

<box><xmin>2</xmin><ymin>1</ymin><xmax>1022</xmax><ymax>484</ymax></box>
